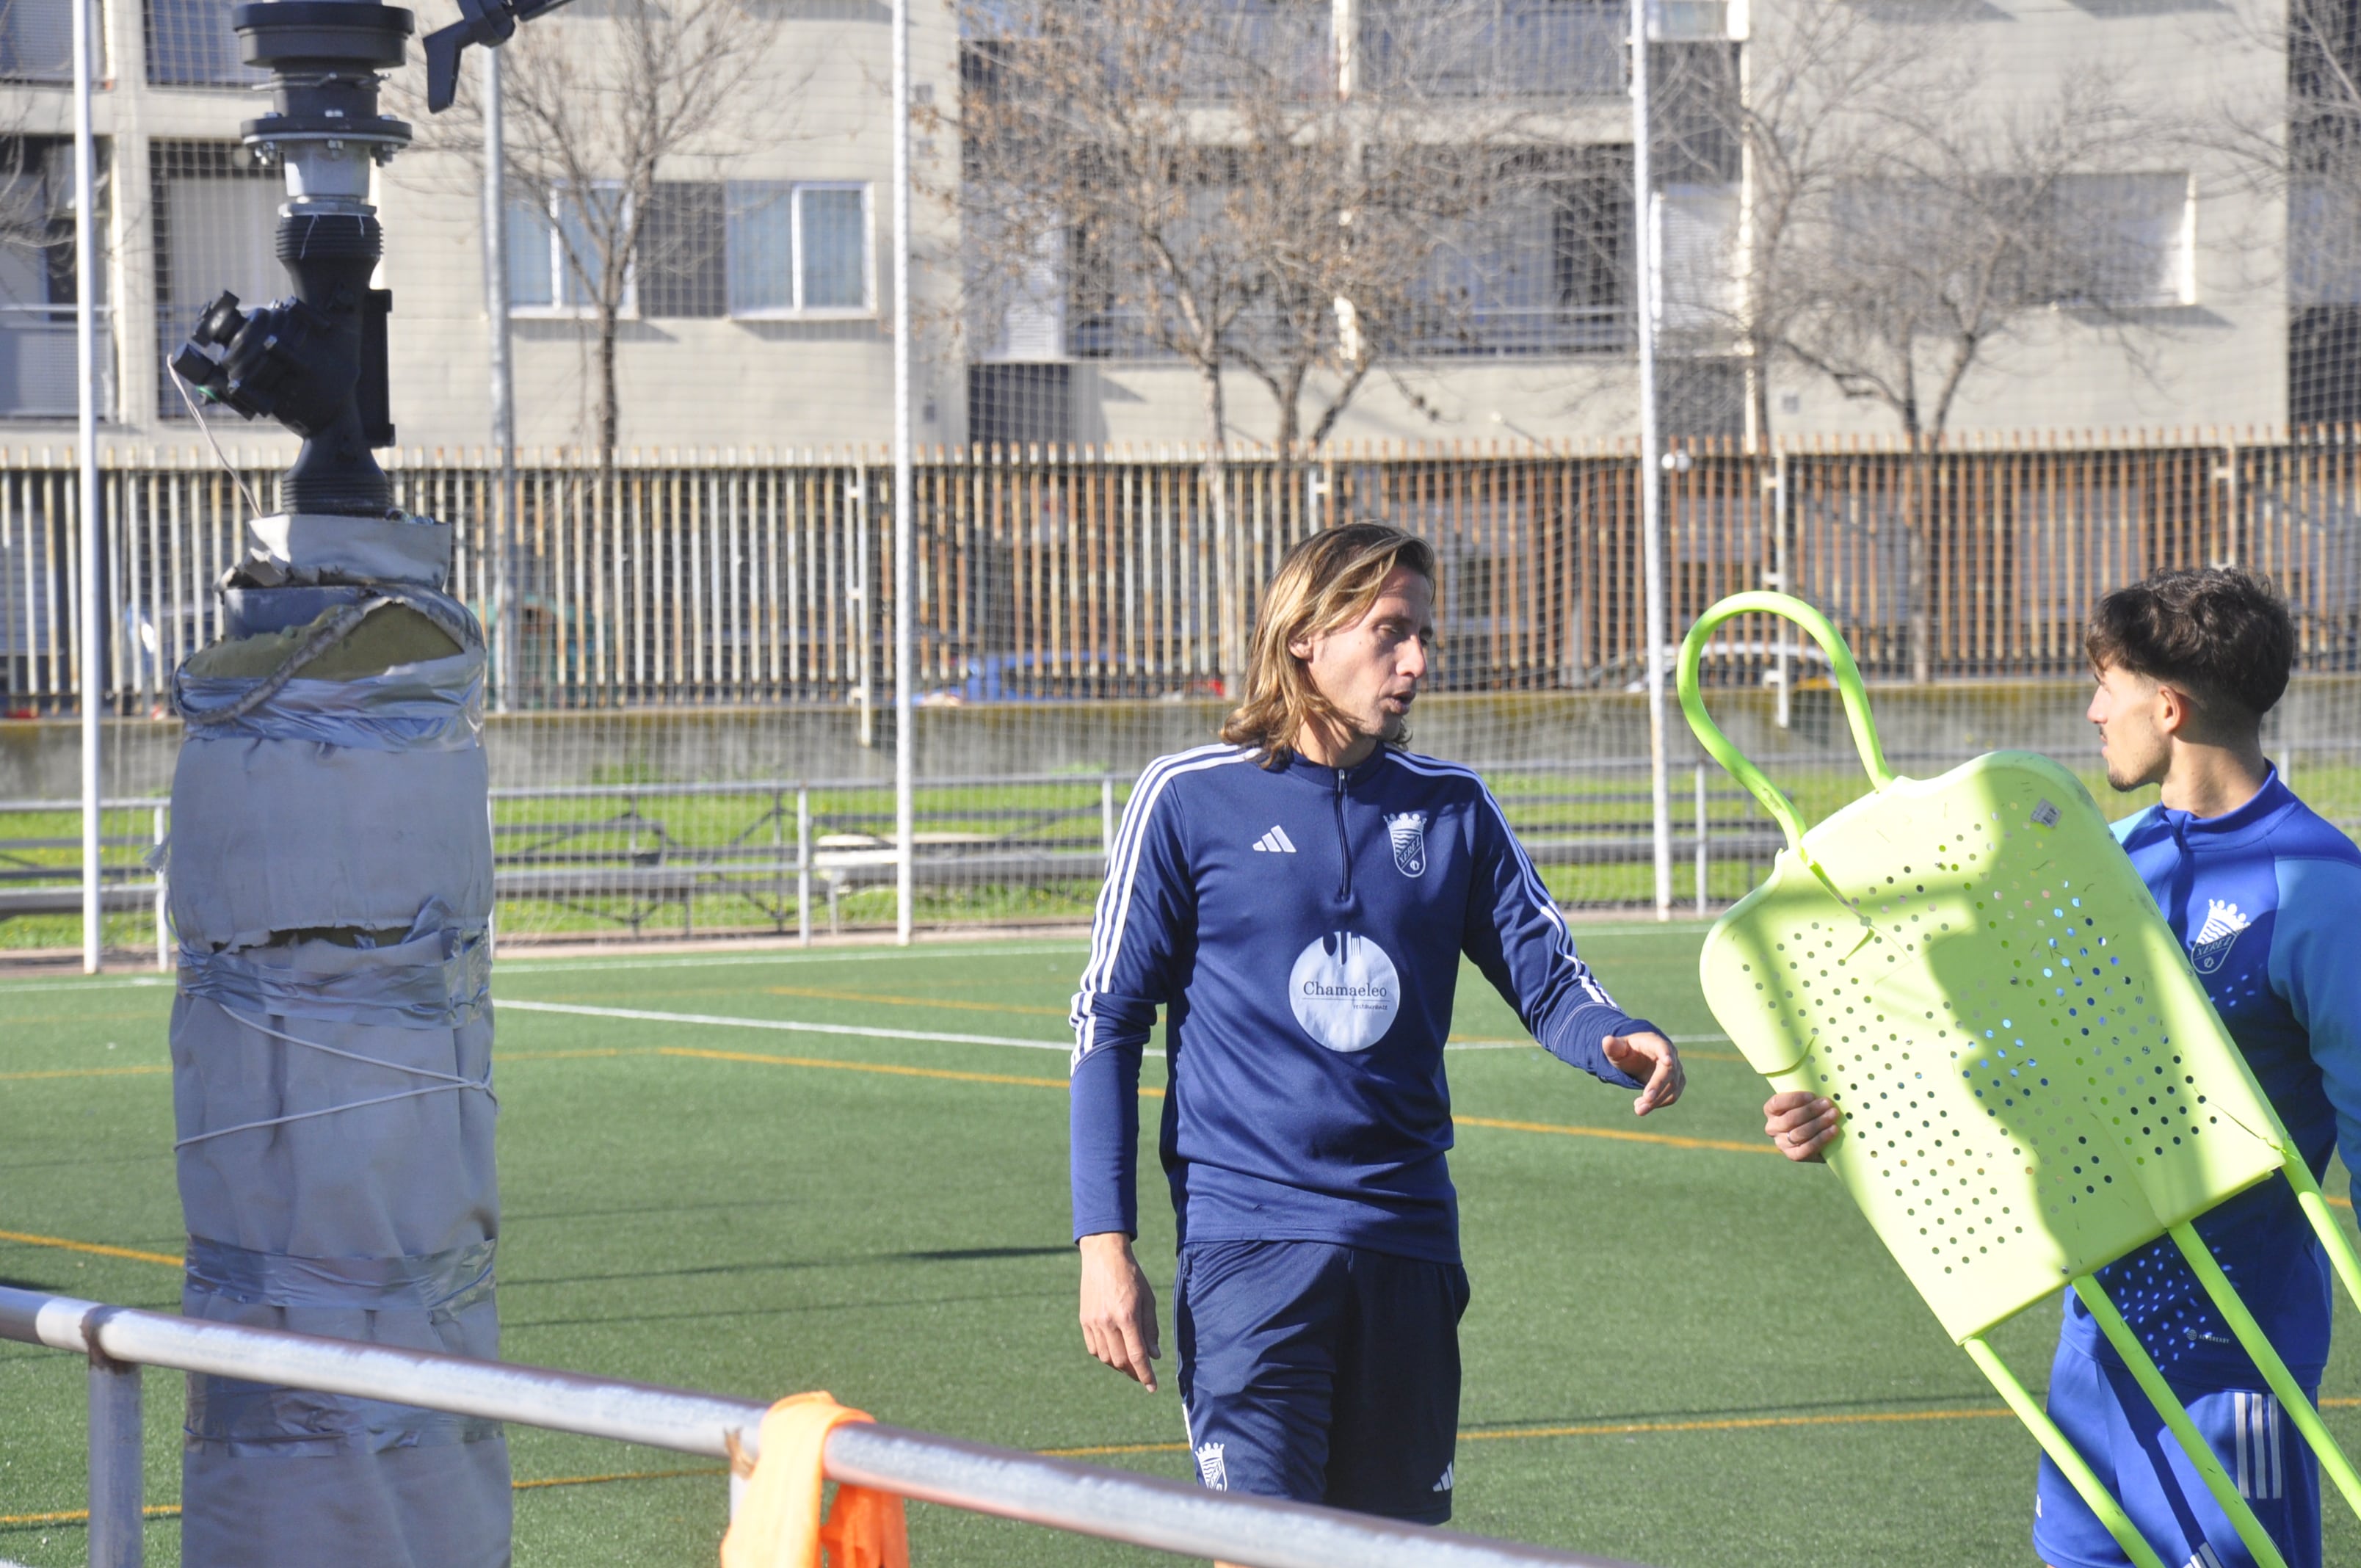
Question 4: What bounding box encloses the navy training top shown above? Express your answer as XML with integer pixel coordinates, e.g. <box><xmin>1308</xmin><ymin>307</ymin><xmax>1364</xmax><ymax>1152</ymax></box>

<box><xmin>1068</xmin><ymin>741</ymin><xmax>1657</xmax><ymax>1266</ymax></box>
<box><xmin>2059</xmin><ymin>768</ymin><xmax>2361</xmax><ymax>1387</ymax></box>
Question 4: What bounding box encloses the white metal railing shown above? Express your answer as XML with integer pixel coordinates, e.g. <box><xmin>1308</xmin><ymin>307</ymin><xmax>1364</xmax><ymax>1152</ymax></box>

<box><xmin>0</xmin><ymin>761</ymin><xmax>1788</xmax><ymax>944</ymax></box>
<box><xmin>0</xmin><ymin>1282</ymin><xmax>1646</xmax><ymax>1568</ymax></box>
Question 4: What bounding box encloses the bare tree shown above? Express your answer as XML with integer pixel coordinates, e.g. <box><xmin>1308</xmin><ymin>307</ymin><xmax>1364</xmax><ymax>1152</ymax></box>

<box><xmin>1644</xmin><ymin>3</ymin><xmax>1915</xmax><ymax>446</ymax></box>
<box><xmin>411</xmin><ymin>0</ymin><xmax>787</xmax><ymax>458</ymax></box>
<box><xmin>1774</xmin><ymin>81</ymin><xmax>2163</xmax><ymax>443</ymax></box>
<box><xmin>2198</xmin><ymin>0</ymin><xmax>2361</xmax><ymax>424</ymax></box>
<box><xmin>948</xmin><ymin>0</ymin><xmax>1575</xmax><ymax>682</ymax></box>
<box><xmin>1655</xmin><ymin>7</ymin><xmax>2173</xmax><ymax>677</ymax></box>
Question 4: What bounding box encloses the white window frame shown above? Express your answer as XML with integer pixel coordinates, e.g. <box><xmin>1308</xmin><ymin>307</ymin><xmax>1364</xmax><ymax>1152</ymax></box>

<box><xmin>726</xmin><ymin>180</ymin><xmax>876</xmax><ymax>322</ymax></box>
<box><xmin>2050</xmin><ymin>170</ymin><xmax>2194</xmax><ymax>310</ymax></box>
<box><xmin>509</xmin><ymin>181</ymin><xmax>634</xmax><ymax>322</ymax></box>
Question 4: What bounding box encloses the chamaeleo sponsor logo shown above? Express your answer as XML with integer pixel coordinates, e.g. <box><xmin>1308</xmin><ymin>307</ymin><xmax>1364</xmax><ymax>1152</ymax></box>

<box><xmin>1288</xmin><ymin>932</ymin><xmax>1401</xmax><ymax>1053</ymax></box>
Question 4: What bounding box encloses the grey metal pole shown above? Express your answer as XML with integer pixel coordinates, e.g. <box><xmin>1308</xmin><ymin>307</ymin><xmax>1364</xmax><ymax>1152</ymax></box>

<box><xmin>1692</xmin><ymin>761</ymin><xmax>1706</xmax><ymax>915</ymax></box>
<box><xmin>854</xmin><ymin>471</ymin><xmax>873</xmax><ymax>749</ymax></box>
<box><xmin>73</xmin><ymin>0</ymin><xmax>99</xmax><ymax>974</ymax></box>
<box><xmin>1771</xmin><ymin>446</ymin><xmax>1790</xmax><ymax>730</ymax></box>
<box><xmin>153</xmin><ymin>805</ymin><xmax>169</xmax><ymax>972</ymax></box>
<box><xmin>891</xmin><ymin>0</ymin><xmax>914</xmax><ymax>947</ymax></box>
<box><xmin>4</xmin><ymin>1286</ymin><xmax>1642</xmax><ymax>1568</ymax></box>
<box><xmin>87</xmin><ymin>1349</ymin><xmax>144</xmax><ymax>1568</ymax></box>
<box><xmin>1100</xmin><ymin>775</ymin><xmax>1115</xmax><ymax>857</ymax></box>
<box><xmin>796</xmin><ymin>785</ymin><xmax>812</xmax><ymax>946</ymax></box>
<box><xmin>482</xmin><ymin>43</ymin><xmax>518</xmax><ymax>714</ymax></box>
<box><xmin>1632</xmin><ymin>0</ymin><xmax>1672</xmax><ymax>923</ymax></box>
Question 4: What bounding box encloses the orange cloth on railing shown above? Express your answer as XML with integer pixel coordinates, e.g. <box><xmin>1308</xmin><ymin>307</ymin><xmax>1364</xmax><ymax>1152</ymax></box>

<box><xmin>720</xmin><ymin>1392</ymin><xmax>910</xmax><ymax>1568</ymax></box>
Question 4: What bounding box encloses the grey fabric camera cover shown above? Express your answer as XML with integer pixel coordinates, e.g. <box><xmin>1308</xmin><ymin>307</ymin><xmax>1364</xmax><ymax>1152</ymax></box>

<box><xmin>170</xmin><ymin>590</ymin><xmax>509</xmax><ymax>1568</ymax></box>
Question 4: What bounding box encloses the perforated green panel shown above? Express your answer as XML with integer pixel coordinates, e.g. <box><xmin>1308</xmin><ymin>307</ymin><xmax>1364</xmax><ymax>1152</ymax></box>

<box><xmin>1701</xmin><ymin>752</ymin><xmax>2291</xmax><ymax>1342</ymax></box>
<box><xmin>1678</xmin><ymin>593</ymin><xmax>2361</xmax><ymax>1561</ymax></box>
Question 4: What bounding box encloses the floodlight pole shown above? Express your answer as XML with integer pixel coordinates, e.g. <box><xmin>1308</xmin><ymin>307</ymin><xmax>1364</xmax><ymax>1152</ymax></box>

<box><xmin>74</xmin><ymin>0</ymin><xmax>100</xmax><ymax>975</ymax></box>
<box><xmin>1631</xmin><ymin>0</ymin><xmax>1672</xmax><ymax>921</ymax></box>
<box><xmin>891</xmin><ymin>0</ymin><xmax>914</xmax><ymax>945</ymax></box>
<box><xmin>483</xmin><ymin>42</ymin><xmax>517</xmax><ymax>714</ymax></box>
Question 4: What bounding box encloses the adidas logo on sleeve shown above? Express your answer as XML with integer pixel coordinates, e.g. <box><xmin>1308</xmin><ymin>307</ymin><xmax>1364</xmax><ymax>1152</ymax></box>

<box><xmin>1252</xmin><ymin>825</ymin><xmax>1298</xmax><ymax>854</ymax></box>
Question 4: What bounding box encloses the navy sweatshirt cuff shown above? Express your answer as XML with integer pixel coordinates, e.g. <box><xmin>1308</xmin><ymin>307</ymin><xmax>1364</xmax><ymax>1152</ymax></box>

<box><xmin>1552</xmin><ymin>1003</ymin><xmax>1662</xmax><ymax>1088</ymax></box>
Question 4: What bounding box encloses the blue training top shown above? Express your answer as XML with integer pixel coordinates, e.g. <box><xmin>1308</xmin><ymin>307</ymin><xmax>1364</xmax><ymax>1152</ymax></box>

<box><xmin>2059</xmin><ymin>767</ymin><xmax>2361</xmax><ymax>1386</ymax></box>
<box><xmin>1068</xmin><ymin>742</ymin><xmax>1657</xmax><ymax>1266</ymax></box>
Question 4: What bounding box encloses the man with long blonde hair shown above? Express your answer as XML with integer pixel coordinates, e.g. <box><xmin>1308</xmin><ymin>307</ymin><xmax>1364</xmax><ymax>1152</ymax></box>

<box><xmin>1069</xmin><ymin>522</ymin><xmax>1683</xmax><ymax>1526</ymax></box>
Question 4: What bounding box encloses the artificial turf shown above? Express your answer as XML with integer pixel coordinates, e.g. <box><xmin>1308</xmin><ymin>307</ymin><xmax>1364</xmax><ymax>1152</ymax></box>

<box><xmin>4</xmin><ymin>928</ymin><xmax>2360</xmax><ymax>1566</ymax></box>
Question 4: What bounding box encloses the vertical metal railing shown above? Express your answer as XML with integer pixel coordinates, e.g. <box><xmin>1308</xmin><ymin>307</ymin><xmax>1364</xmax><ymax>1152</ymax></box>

<box><xmin>87</xmin><ymin>1349</ymin><xmax>142</xmax><ymax>1568</ymax></box>
<box><xmin>11</xmin><ymin>433</ymin><xmax>2361</xmax><ymax>717</ymax></box>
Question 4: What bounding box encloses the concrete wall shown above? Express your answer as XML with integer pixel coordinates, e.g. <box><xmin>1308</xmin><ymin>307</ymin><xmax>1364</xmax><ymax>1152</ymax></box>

<box><xmin>13</xmin><ymin>677</ymin><xmax>2352</xmax><ymax>799</ymax></box>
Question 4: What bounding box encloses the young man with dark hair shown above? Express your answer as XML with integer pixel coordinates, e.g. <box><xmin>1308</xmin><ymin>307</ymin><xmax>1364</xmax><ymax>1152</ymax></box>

<box><xmin>1766</xmin><ymin>566</ymin><xmax>2361</xmax><ymax>1568</ymax></box>
<box><xmin>1069</xmin><ymin>522</ymin><xmax>1683</xmax><ymax>1528</ymax></box>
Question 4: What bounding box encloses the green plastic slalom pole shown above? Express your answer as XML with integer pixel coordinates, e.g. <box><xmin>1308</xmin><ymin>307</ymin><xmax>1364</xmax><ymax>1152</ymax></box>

<box><xmin>1962</xmin><ymin>1337</ymin><xmax>2169</xmax><ymax>1568</ymax></box>
<box><xmin>2074</xmin><ymin>1275</ymin><xmax>2291</xmax><ymax>1568</ymax></box>
<box><xmin>2278</xmin><ymin>1156</ymin><xmax>2361</xmax><ymax>1313</ymax></box>
<box><xmin>2168</xmin><ymin>1219</ymin><xmax>2361</xmax><ymax>1521</ymax></box>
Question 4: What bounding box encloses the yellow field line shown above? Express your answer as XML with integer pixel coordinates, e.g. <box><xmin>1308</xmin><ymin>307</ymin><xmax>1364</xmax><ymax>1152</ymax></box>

<box><xmin>15</xmin><ymin>1396</ymin><xmax>2361</xmax><ymax>1525</ymax></box>
<box><xmin>1456</xmin><ymin>1114</ymin><xmax>1779</xmax><ymax>1156</ymax></box>
<box><xmin>1</xmin><ymin>1467</ymin><xmax>733</xmax><ymax>1528</ymax></box>
<box><xmin>766</xmin><ymin>984</ymin><xmax>1070</xmax><ymax>1018</ymax></box>
<box><xmin>0</xmin><ymin>1227</ymin><xmax>179</xmax><ymax>1267</ymax></box>
<box><xmin>512</xmin><ymin>1464</ymin><xmax>725</xmax><ymax>1491</ymax></box>
<box><xmin>654</xmin><ymin>1044</ymin><xmax>1852</xmax><ymax>1157</ymax></box>
<box><xmin>0</xmin><ymin>1063</ymin><xmax>171</xmax><ymax>1082</ymax></box>
<box><xmin>500</xmin><ymin>1048</ymin><xmax>636</xmax><ymax>1062</ymax></box>
<box><xmin>0</xmin><ymin>1503</ymin><xmax>181</xmax><ymax>1525</ymax></box>
<box><xmin>659</xmin><ymin>1045</ymin><xmax>1070</xmax><ymax>1091</ymax></box>
<box><xmin>1042</xmin><ymin>1397</ymin><xmax>2361</xmax><ymax>1458</ymax></box>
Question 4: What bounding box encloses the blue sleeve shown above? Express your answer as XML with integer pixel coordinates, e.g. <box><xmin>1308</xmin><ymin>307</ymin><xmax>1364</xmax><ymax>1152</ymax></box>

<box><xmin>1068</xmin><ymin>769</ymin><xmax>1195</xmax><ymax>1241</ymax></box>
<box><xmin>2269</xmin><ymin>856</ymin><xmax>2361</xmax><ymax>1210</ymax></box>
<box><xmin>1459</xmin><ymin>782</ymin><xmax>1652</xmax><ymax>1086</ymax></box>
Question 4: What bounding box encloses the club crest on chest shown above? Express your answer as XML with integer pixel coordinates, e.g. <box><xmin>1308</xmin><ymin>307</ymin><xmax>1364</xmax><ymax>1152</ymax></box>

<box><xmin>1386</xmin><ymin>811</ymin><xmax>1429</xmax><ymax>877</ymax></box>
<box><xmin>2189</xmin><ymin>898</ymin><xmax>2252</xmax><ymax>975</ymax></box>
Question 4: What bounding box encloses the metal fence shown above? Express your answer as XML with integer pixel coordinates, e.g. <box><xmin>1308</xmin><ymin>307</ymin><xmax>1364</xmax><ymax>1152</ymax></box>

<box><xmin>0</xmin><ymin>1282</ymin><xmax>1639</xmax><ymax>1568</ymax></box>
<box><xmin>9</xmin><ymin>432</ymin><xmax>2361</xmax><ymax>716</ymax></box>
<box><xmin>0</xmin><ymin>761</ymin><xmax>1785</xmax><ymax>944</ymax></box>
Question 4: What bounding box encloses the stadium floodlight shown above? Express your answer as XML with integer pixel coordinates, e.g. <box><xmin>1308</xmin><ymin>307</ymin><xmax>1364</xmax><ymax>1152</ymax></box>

<box><xmin>1679</xmin><ymin>591</ymin><xmax>2361</xmax><ymax>1568</ymax></box>
<box><xmin>420</xmin><ymin>0</ymin><xmax>578</xmax><ymax>111</ymax></box>
<box><xmin>156</xmin><ymin>0</ymin><xmax>581</xmax><ymax>1559</ymax></box>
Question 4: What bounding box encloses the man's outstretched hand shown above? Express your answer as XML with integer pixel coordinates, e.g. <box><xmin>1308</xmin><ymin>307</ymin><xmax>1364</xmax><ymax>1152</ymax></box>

<box><xmin>1603</xmin><ymin>1031</ymin><xmax>1684</xmax><ymax>1115</ymax></box>
<box><xmin>1077</xmin><ymin>1231</ymin><xmax>1161</xmax><ymax>1392</ymax></box>
<box><xmin>1763</xmin><ymin>1089</ymin><xmax>1840</xmax><ymax>1161</ymax></box>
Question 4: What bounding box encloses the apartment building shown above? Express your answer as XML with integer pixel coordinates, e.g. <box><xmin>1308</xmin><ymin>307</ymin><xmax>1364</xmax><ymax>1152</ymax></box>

<box><xmin>0</xmin><ymin>0</ymin><xmax>2333</xmax><ymax>454</ymax></box>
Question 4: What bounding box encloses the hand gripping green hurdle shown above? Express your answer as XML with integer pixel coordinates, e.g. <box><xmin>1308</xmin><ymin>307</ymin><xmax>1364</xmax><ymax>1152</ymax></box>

<box><xmin>1678</xmin><ymin>590</ymin><xmax>2361</xmax><ymax>1568</ymax></box>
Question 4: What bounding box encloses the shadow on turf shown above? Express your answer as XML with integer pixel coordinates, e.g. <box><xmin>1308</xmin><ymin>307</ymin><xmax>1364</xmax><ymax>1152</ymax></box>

<box><xmin>502</xmin><ymin>1286</ymin><xmax>1066</xmax><ymax>1332</ymax></box>
<box><xmin>501</xmin><ymin>1245</ymin><xmax>1070</xmax><ymax>1289</ymax></box>
<box><xmin>1457</xmin><ymin>1389</ymin><xmax>2022</xmax><ymax>1432</ymax></box>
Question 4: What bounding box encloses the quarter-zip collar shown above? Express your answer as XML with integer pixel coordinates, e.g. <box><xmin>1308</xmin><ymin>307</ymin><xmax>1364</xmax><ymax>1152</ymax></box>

<box><xmin>1263</xmin><ymin>745</ymin><xmax>1393</xmax><ymax>791</ymax></box>
<box><xmin>2150</xmin><ymin>766</ymin><xmax>2293</xmax><ymax>852</ymax></box>
<box><xmin>1264</xmin><ymin>747</ymin><xmax>1391</xmax><ymax>903</ymax></box>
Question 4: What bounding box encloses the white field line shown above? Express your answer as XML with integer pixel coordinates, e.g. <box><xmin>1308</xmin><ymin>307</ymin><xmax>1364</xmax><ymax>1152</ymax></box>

<box><xmin>493</xmin><ymin>941</ymin><xmax>1087</xmax><ymax>977</ymax></box>
<box><xmin>497</xmin><ymin>997</ymin><xmax>1111</xmax><ymax>1056</ymax></box>
<box><xmin>0</xmin><ymin>975</ymin><xmax>175</xmax><ymax>995</ymax></box>
<box><xmin>2</xmin><ymin>931</ymin><xmax>1687</xmax><ymax>992</ymax></box>
<box><xmin>500</xmin><ymin>998</ymin><xmax>1730</xmax><ymax>1059</ymax></box>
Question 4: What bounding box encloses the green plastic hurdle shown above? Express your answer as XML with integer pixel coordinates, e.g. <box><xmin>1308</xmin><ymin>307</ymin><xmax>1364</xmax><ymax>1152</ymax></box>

<box><xmin>1679</xmin><ymin>591</ymin><xmax>2361</xmax><ymax>1568</ymax></box>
